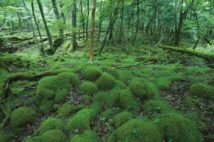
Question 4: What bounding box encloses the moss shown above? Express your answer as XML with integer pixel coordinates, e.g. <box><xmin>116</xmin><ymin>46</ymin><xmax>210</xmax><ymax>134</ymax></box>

<box><xmin>24</xmin><ymin>137</ymin><xmax>42</xmax><ymax>142</ymax></box>
<box><xmin>143</xmin><ymin>100</ymin><xmax>172</xmax><ymax>117</ymax></box>
<box><xmin>103</xmin><ymin>67</ymin><xmax>120</xmax><ymax>79</ymax></box>
<box><xmin>155</xmin><ymin>77</ymin><xmax>171</xmax><ymax>90</ymax></box>
<box><xmin>81</xmin><ymin>66</ymin><xmax>102</xmax><ymax>81</ymax></box>
<box><xmin>67</xmin><ymin>108</ymin><xmax>98</xmax><ymax>133</ymax></box>
<box><xmin>56</xmin><ymin>103</ymin><xmax>76</xmax><ymax>118</ymax></box>
<box><xmin>11</xmin><ymin>107</ymin><xmax>36</xmax><ymax>129</ymax></box>
<box><xmin>188</xmin><ymin>83</ymin><xmax>214</xmax><ymax>100</ymax></box>
<box><xmin>100</xmin><ymin>109</ymin><xmax>118</xmax><ymax>121</ymax></box>
<box><xmin>157</xmin><ymin>113</ymin><xmax>203</xmax><ymax>142</ymax></box>
<box><xmin>108</xmin><ymin>119</ymin><xmax>162</xmax><ymax>142</ymax></box>
<box><xmin>40</xmin><ymin>129</ymin><xmax>66</xmax><ymax>142</ymax></box>
<box><xmin>96</xmin><ymin>73</ymin><xmax>116</xmax><ymax>90</ymax></box>
<box><xmin>36</xmin><ymin>118</ymin><xmax>65</xmax><ymax>135</ymax></box>
<box><xmin>80</xmin><ymin>82</ymin><xmax>97</xmax><ymax>96</ymax></box>
<box><xmin>129</xmin><ymin>78</ymin><xmax>158</xmax><ymax>100</ymax></box>
<box><xmin>71</xmin><ymin>130</ymin><xmax>99</xmax><ymax>142</ymax></box>
<box><xmin>36</xmin><ymin>72</ymin><xmax>80</xmax><ymax>112</ymax></box>
<box><xmin>113</xmin><ymin>111</ymin><xmax>134</xmax><ymax>127</ymax></box>
<box><xmin>0</xmin><ymin>131</ymin><xmax>13</xmax><ymax>142</ymax></box>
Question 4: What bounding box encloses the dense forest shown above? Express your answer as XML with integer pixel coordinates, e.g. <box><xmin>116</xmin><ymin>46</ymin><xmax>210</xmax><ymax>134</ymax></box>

<box><xmin>0</xmin><ymin>0</ymin><xmax>214</xmax><ymax>142</ymax></box>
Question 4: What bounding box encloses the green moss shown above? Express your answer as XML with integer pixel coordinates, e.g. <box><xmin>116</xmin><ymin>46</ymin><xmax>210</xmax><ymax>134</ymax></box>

<box><xmin>67</xmin><ymin>108</ymin><xmax>98</xmax><ymax>133</ymax></box>
<box><xmin>81</xmin><ymin>66</ymin><xmax>102</xmax><ymax>81</ymax></box>
<box><xmin>0</xmin><ymin>131</ymin><xmax>13</xmax><ymax>142</ymax></box>
<box><xmin>24</xmin><ymin>136</ymin><xmax>42</xmax><ymax>142</ymax></box>
<box><xmin>157</xmin><ymin>113</ymin><xmax>203</xmax><ymax>142</ymax></box>
<box><xmin>108</xmin><ymin>119</ymin><xmax>162</xmax><ymax>142</ymax></box>
<box><xmin>143</xmin><ymin>100</ymin><xmax>172</xmax><ymax>117</ymax></box>
<box><xmin>71</xmin><ymin>130</ymin><xmax>99</xmax><ymax>142</ymax></box>
<box><xmin>40</xmin><ymin>129</ymin><xmax>66</xmax><ymax>142</ymax></box>
<box><xmin>188</xmin><ymin>83</ymin><xmax>214</xmax><ymax>100</ymax></box>
<box><xmin>96</xmin><ymin>73</ymin><xmax>116</xmax><ymax>90</ymax></box>
<box><xmin>100</xmin><ymin>109</ymin><xmax>118</xmax><ymax>121</ymax></box>
<box><xmin>11</xmin><ymin>107</ymin><xmax>36</xmax><ymax>129</ymax></box>
<box><xmin>36</xmin><ymin>118</ymin><xmax>65</xmax><ymax>135</ymax></box>
<box><xmin>129</xmin><ymin>78</ymin><xmax>157</xmax><ymax>100</ymax></box>
<box><xmin>56</xmin><ymin>103</ymin><xmax>76</xmax><ymax>118</ymax></box>
<box><xmin>113</xmin><ymin>111</ymin><xmax>134</xmax><ymax>127</ymax></box>
<box><xmin>103</xmin><ymin>67</ymin><xmax>120</xmax><ymax>79</ymax></box>
<box><xmin>80</xmin><ymin>82</ymin><xmax>97</xmax><ymax>96</ymax></box>
<box><xmin>155</xmin><ymin>77</ymin><xmax>171</xmax><ymax>90</ymax></box>
<box><xmin>39</xmin><ymin>100</ymin><xmax>54</xmax><ymax>113</ymax></box>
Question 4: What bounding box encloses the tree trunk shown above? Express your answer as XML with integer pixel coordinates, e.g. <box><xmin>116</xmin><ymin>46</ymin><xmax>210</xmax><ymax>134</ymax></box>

<box><xmin>80</xmin><ymin>0</ymin><xmax>85</xmax><ymax>40</ymax></box>
<box><xmin>90</xmin><ymin>0</ymin><xmax>97</xmax><ymax>63</ymax></box>
<box><xmin>72</xmin><ymin>0</ymin><xmax>77</xmax><ymax>51</ymax></box>
<box><xmin>36</xmin><ymin>0</ymin><xmax>54</xmax><ymax>53</ymax></box>
<box><xmin>133</xmin><ymin>0</ymin><xmax>140</xmax><ymax>44</ymax></box>
<box><xmin>86</xmin><ymin>0</ymin><xmax>90</xmax><ymax>41</ymax></box>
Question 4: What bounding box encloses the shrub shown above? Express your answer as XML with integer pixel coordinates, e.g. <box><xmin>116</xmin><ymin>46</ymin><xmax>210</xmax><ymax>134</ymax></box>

<box><xmin>36</xmin><ymin>118</ymin><xmax>65</xmax><ymax>135</ymax></box>
<box><xmin>129</xmin><ymin>78</ymin><xmax>158</xmax><ymax>100</ymax></box>
<box><xmin>67</xmin><ymin>108</ymin><xmax>98</xmax><ymax>133</ymax></box>
<box><xmin>96</xmin><ymin>73</ymin><xmax>116</xmax><ymax>90</ymax></box>
<box><xmin>40</xmin><ymin>129</ymin><xmax>66</xmax><ymax>142</ymax></box>
<box><xmin>107</xmin><ymin>119</ymin><xmax>162</xmax><ymax>142</ymax></box>
<box><xmin>188</xmin><ymin>83</ymin><xmax>214</xmax><ymax>100</ymax></box>
<box><xmin>81</xmin><ymin>67</ymin><xmax>102</xmax><ymax>81</ymax></box>
<box><xmin>157</xmin><ymin>113</ymin><xmax>203</xmax><ymax>142</ymax></box>
<box><xmin>70</xmin><ymin>130</ymin><xmax>99</xmax><ymax>142</ymax></box>
<box><xmin>11</xmin><ymin>107</ymin><xmax>36</xmax><ymax>129</ymax></box>
<box><xmin>143</xmin><ymin>100</ymin><xmax>172</xmax><ymax>117</ymax></box>
<box><xmin>113</xmin><ymin>111</ymin><xmax>134</xmax><ymax>127</ymax></box>
<box><xmin>80</xmin><ymin>82</ymin><xmax>97</xmax><ymax>96</ymax></box>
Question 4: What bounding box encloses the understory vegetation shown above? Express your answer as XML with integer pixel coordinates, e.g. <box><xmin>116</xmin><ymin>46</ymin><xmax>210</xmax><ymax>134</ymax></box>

<box><xmin>0</xmin><ymin>0</ymin><xmax>214</xmax><ymax>142</ymax></box>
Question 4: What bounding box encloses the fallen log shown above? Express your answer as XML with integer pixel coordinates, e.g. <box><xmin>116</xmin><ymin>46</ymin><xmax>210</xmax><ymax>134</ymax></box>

<box><xmin>159</xmin><ymin>44</ymin><xmax>214</xmax><ymax>63</ymax></box>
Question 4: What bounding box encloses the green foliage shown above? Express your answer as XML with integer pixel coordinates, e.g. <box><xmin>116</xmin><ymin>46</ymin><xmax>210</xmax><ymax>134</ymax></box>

<box><xmin>129</xmin><ymin>78</ymin><xmax>158</xmax><ymax>100</ymax></box>
<box><xmin>70</xmin><ymin>130</ymin><xmax>99</xmax><ymax>142</ymax></box>
<box><xmin>96</xmin><ymin>73</ymin><xmax>116</xmax><ymax>90</ymax></box>
<box><xmin>113</xmin><ymin>111</ymin><xmax>134</xmax><ymax>127</ymax></box>
<box><xmin>81</xmin><ymin>67</ymin><xmax>102</xmax><ymax>81</ymax></box>
<box><xmin>157</xmin><ymin>113</ymin><xmax>203</xmax><ymax>142</ymax></box>
<box><xmin>143</xmin><ymin>100</ymin><xmax>172</xmax><ymax>117</ymax></box>
<box><xmin>108</xmin><ymin>119</ymin><xmax>162</xmax><ymax>142</ymax></box>
<box><xmin>188</xmin><ymin>83</ymin><xmax>214</xmax><ymax>100</ymax></box>
<box><xmin>80</xmin><ymin>81</ymin><xmax>97</xmax><ymax>96</ymax></box>
<box><xmin>0</xmin><ymin>131</ymin><xmax>13</xmax><ymax>142</ymax></box>
<box><xmin>67</xmin><ymin>108</ymin><xmax>98</xmax><ymax>133</ymax></box>
<box><xmin>36</xmin><ymin>118</ymin><xmax>65</xmax><ymax>135</ymax></box>
<box><xmin>40</xmin><ymin>129</ymin><xmax>66</xmax><ymax>142</ymax></box>
<box><xmin>10</xmin><ymin>107</ymin><xmax>36</xmax><ymax>129</ymax></box>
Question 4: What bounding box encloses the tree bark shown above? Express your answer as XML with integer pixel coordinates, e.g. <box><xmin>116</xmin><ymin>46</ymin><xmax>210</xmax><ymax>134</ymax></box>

<box><xmin>72</xmin><ymin>0</ymin><xmax>77</xmax><ymax>51</ymax></box>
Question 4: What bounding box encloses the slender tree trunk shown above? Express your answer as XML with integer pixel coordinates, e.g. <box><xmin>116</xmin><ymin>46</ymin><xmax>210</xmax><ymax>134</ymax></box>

<box><xmin>86</xmin><ymin>0</ymin><xmax>90</xmax><ymax>41</ymax></box>
<box><xmin>133</xmin><ymin>0</ymin><xmax>140</xmax><ymax>44</ymax></box>
<box><xmin>36</xmin><ymin>0</ymin><xmax>54</xmax><ymax>53</ymax></box>
<box><xmin>72</xmin><ymin>0</ymin><xmax>77</xmax><ymax>51</ymax></box>
<box><xmin>90</xmin><ymin>0</ymin><xmax>97</xmax><ymax>63</ymax></box>
<box><xmin>80</xmin><ymin>0</ymin><xmax>85</xmax><ymax>40</ymax></box>
<box><xmin>118</xmin><ymin>1</ymin><xmax>125</xmax><ymax>43</ymax></box>
<box><xmin>51</xmin><ymin>0</ymin><xmax>64</xmax><ymax>40</ymax></box>
<box><xmin>60</xmin><ymin>2</ymin><xmax>66</xmax><ymax>24</ymax></box>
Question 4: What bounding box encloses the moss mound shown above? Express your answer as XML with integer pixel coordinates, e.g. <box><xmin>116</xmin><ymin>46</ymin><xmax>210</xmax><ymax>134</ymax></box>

<box><xmin>129</xmin><ymin>78</ymin><xmax>157</xmax><ymax>100</ymax></box>
<box><xmin>113</xmin><ymin>111</ymin><xmax>134</xmax><ymax>127</ymax></box>
<box><xmin>0</xmin><ymin>131</ymin><xmax>13</xmax><ymax>142</ymax></box>
<box><xmin>56</xmin><ymin>103</ymin><xmax>76</xmax><ymax>118</ymax></box>
<box><xmin>143</xmin><ymin>100</ymin><xmax>172</xmax><ymax>117</ymax></box>
<box><xmin>36</xmin><ymin>118</ymin><xmax>65</xmax><ymax>135</ymax></box>
<box><xmin>188</xmin><ymin>83</ymin><xmax>214</xmax><ymax>100</ymax></box>
<box><xmin>81</xmin><ymin>66</ymin><xmax>102</xmax><ymax>81</ymax></box>
<box><xmin>67</xmin><ymin>108</ymin><xmax>98</xmax><ymax>133</ymax></box>
<box><xmin>157</xmin><ymin>113</ymin><xmax>203</xmax><ymax>142</ymax></box>
<box><xmin>96</xmin><ymin>73</ymin><xmax>116</xmax><ymax>90</ymax></box>
<box><xmin>80</xmin><ymin>81</ymin><xmax>97</xmax><ymax>96</ymax></box>
<box><xmin>71</xmin><ymin>130</ymin><xmax>99</xmax><ymax>142</ymax></box>
<box><xmin>40</xmin><ymin>129</ymin><xmax>66</xmax><ymax>142</ymax></box>
<box><xmin>11</xmin><ymin>107</ymin><xmax>36</xmax><ymax>129</ymax></box>
<box><xmin>36</xmin><ymin>72</ymin><xmax>80</xmax><ymax>112</ymax></box>
<box><xmin>108</xmin><ymin>119</ymin><xmax>162</xmax><ymax>142</ymax></box>
<box><xmin>103</xmin><ymin>67</ymin><xmax>120</xmax><ymax>79</ymax></box>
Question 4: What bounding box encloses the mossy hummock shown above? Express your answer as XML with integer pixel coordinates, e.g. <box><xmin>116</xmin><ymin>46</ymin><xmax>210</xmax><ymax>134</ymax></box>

<box><xmin>96</xmin><ymin>73</ymin><xmax>116</xmax><ymax>90</ymax></box>
<box><xmin>112</xmin><ymin>111</ymin><xmax>134</xmax><ymax>127</ymax></box>
<box><xmin>81</xmin><ymin>66</ymin><xmax>102</xmax><ymax>81</ymax></box>
<box><xmin>70</xmin><ymin>130</ymin><xmax>99</xmax><ymax>142</ymax></box>
<box><xmin>80</xmin><ymin>81</ymin><xmax>97</xmax><ymax>96</ymax></box>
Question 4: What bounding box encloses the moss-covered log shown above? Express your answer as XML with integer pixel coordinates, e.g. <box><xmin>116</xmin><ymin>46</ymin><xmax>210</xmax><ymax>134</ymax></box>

<box><xmin>159</xmin><ymin>44</ymin><xmax>214</xmax><ymax>62</ymax></box>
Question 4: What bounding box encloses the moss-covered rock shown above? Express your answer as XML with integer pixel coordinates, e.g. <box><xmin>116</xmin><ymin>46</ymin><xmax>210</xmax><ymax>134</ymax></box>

<box><xmin>36</xmin><ymin>118</ymin><xmax>65</xmax><ymax>135</ymax></box>
<box><xmin>188</xmin><ymin>83</ymin><xmax>214</xmax><ymax>100</ymax></box>
<box><xmin>129</xmin><ymin>78</ymin><xmax>158</xmax><ymax>100</ymax></box>
<box><xmin>108</xmin><ymin>119</ymin><xmax>162</xmax><ymax>142</ymax></box>
<box><xmin>143</xmin><ymin>100</ymin><xmax>172</xmax><ymax>117</ymax></box>
<box><xmin>157</xmin><ymin>113</ymin><xmax>203</xmax><ymax>142</ymax></box>
<box><xmin>56</xmin><ymin>103</ymin><xmax>77</xmax><ymax>118</ymax></box>
<box><xmin>67</xmin><ymin>108</ymin><xmax>98</xmax><ymax>133</ymax></box>
<box><xmin>81</xmin><ymin>67</ymin><xmax>102</xmax><ymax>81</ymax></box>
<box><xmin>71</xmin><ymin>130</ymin><xmax>99</xmax><ymax>142</ymax></box>
<box><xmin>113</xmin><ymin>111</ymin><xmax>134</xmax><ymax>127</ymax></box>
<box><xmin>36</xmin><ymin>72</ymin><xmax>80</xmax><ymax>112</ymax></box>
<box><xmin>40</xmin><ymin>129</ymin><xmax>66</xmax><ymax>142</ymax></box>
<box><xmin>96</xmin><ymin>73</ymin><xmax>116</xmax><ymax>90</ymax></box>
<box><xmin>11</xmin><ymin>107</ymin><xmax>36</xmax><ymax>129</ymax></box>
<box><xmin>80</xmin><ymin>81</ymin><xmax>97</xmax><ymax>96</ymax></box>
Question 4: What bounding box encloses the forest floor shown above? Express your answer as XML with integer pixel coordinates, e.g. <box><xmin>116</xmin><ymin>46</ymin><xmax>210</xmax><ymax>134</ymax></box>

<box><xmin>0</xmin><ymin>38</ymin><xmax>214</xmax><ymax>142</ymax></box>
